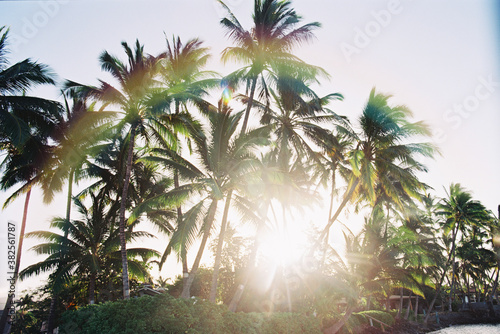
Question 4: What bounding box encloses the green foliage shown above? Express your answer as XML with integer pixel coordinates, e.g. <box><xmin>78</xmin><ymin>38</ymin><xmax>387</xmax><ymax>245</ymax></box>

<box><xmin>260</xmin><ymin>313</ymin><xmax>322</xmax><ymax>334</ymax></box>
<box><xmin>59</xmin><ymin>294</ymin><xmax>322</xmax><ymax>334</ymax></box>
<box><xmin>345</xmin><ymin>310</ymin><xmax>394</xmax><ymax>333</ymax></box>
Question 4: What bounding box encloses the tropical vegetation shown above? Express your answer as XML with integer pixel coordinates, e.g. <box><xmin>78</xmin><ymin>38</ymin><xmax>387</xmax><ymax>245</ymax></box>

<box><xmin>0</xmin><ymin>1</ymin><xmax>498</xmax><ymax>333</ymax></box>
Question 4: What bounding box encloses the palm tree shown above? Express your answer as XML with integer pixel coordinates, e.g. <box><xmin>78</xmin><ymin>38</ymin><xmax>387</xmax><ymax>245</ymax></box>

<box><xmin>218</xmin><ymin>0</ymin><xmax>325</xmax><ymax>134</ymax></box>
<box><xmin>19</xmin><ymin>193</ymin><xmax>159</xmax><ymax>305</ymax></box>
<box><xmin>0</xmin><ymin>132</ymin><xmax>60</xmax><ymax>333</ymax></box>
<box><xmin>0</xmin><ymin>27</ymin><xmax>64</xmax><ymax>333</ymax></box>
<box><xmin>440</xmin><ymin>184</ymin><xmax>489</xmax><ymax>312</ymax></box>
<box><xmin>79</xmin><ymin>132</ymin><xmax>186</xmax><ymax>238</ymax></box>
<box><xmin>42</xmin><ymin>91</ymin><xmax>114</xmax><ymax>220</ymax></box>
<box><xmin>208</xmin><ymin>107</ymin><xmax>270</xmax><ymax>303</ymax></box>
<box><xmin>159</xmin><ymin>36</ymin><xmax>219</xmax><ymax>110</ymax></box>
<box><xmin>157</xmin><ymin>36</ymin><xmax>218</xmax><ymax>288</ymax></box>
<box><xmin>456</xmin><ymin>233</ymin><xmax>496</xmax><ymax>308</ymax></box>
<box><xmin>0</xmin><ymin>26</ymin><xmax>62</xmax><ymax>150</ymax></box>
<box><xmin>65</xmin><ymin>39</ymin><xmax>182</xmax><ymax>299</ymax></box>
<box><xmin>160</xmin><ymin>101</ymin><xmax>268</xmax><ymax>299</ymax></box>
<box><xmin>314</xmin><ymin>131</ymin><xmax>353</xmax><ymax>242</ymax></box>
<box><xmin>318</xmin><ymin>88</ymin><xmax>436</xmax><ymax>244</ymax></box>
<box><xmin>424</xmin><ymin>183</ymin><xmax>490</xmax><ymax>322</ymax></box>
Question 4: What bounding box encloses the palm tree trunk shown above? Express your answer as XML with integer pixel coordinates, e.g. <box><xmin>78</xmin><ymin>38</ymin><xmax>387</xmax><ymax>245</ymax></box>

<box><xmin>47</xmin><ymin>295</ymin><xmax>57</xmax><ymax>333</ymax></box>
<box><xmin>473</xmin><ymin>280</ymin><xmax>480</xmax><ymax>302</ymax></box>
<box><xmin>119</xmin><ymin>126</ymin><xmax>137</xmax><ymax>300</ymax></box>
<box><xmin>173</xmin><ymin>169</ymin><xmax>189</xmax><ymax>288</ymax></box>
<box><xmin>64</xmin><ymin>169</ymin><xmax>74</xmax><ymax>238</ymax></box>
<box><xmin>424</xmin><ymin>223</ymin><xmax>460</xmax><ymax>324</ymax></box>
<box><xmin>89</xmin><ymin>272</ymin><xmax>96</xmax><ymax>304</ymax></box>
<box><xmin>182</xmin><ymin>257</ymin><xmax>189</xmax><ymax>289</ymax></box>
<box><xmin>172</xmin><ymin>105</ymin><xmax>189</xmax><ymax>289</ymax></box>
<box><xmin>0</xmin><ymin>186</ymin><xmax>32</xmax><ymax>334</ymax></box>
<box><xmin>466</xmin><ymin>273</ymin><xmax>471</xmax><ymax>307</ymax></box>
<box><xmin>327</xmin><ymin>172</ymin><xmax>336</xmax><ymax>233</ymax></box>
<box><xmin>449</xmin><ymin>227</ymin><xmax>458</xmax><ymax>312</ymax></box>
<box><xmin>210</xmin><ymin>190</ymin><xmax>232</xmax><ymax>302</ymax></box>
<box><xmin>47</xmin><ymin>170</ymin><xmax>74</xmax><ymax>334</ymax></box>
<box><xmin>318</xmin><ymin>178</ymin><xmax>360</xmax><ymax>244</ymax></box>
<box><xmin>181</xmin><ymin>199</ymin><xmax>218</xmax><ymax>298</ymax></box>
<box><xmin>487</xmin><ymin>267</ymin><xmax>499</xmax><ymax>317</ymax></box>
<box><xmin>240</xmin><ymin>76</ymin><xmax>257</xmax><ymax>135</ymax></box>
<box><xmin>228</xmin><ymin>201</ymin><xmax>270</xmax><ymax>311</ymax></box>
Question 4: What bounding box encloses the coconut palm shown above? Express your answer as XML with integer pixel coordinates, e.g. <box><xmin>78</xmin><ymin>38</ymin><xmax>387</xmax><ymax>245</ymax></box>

<box><xmin>0</xmin><ymin>26</ymin><xmax>62</xmax><ymax>150</ymax></box>
<box><xmin>424</xmin><ymin>183</ymin><xmax>490</xmax><ymax>322</ymax></box>
<box><xmin>218</xmin><ymin>0</ymin><xmax>325</xmax><ymax>134</ymax></box>
<box><xmin>19</xmin><ymin>193</ymin><xmax>159</xmax><ymax>305</ymax></box>
<box><xmin>41</xmin><ymin>92</ymin><xmax>114</xmax><ymax>221</ymax></box>
<box><xmin>319</xmin><ymin>88</ymin><xmax>436</xmax><ymax>243</ymax></box>
<box><xmin>314</xmin><ymin>131</ymin><xmax>353</xmax><ymax>241</ymax></box>
<box><xmin>0</xmin><ymin>27</ymin><xmax>64</xmax><ymax>333</ymax></box>
<box><xmin>0</xmin><ymin>133</ymin><xmax>57</xmax><ymax>333</ymax></box>
<box><xmin>439</xmin><ymin>184</ymin><xmax>490</xmax><ymax>312</ymax></box>
<box><xmin>79</xmin><ymin>132</ymin><xmax>187</xmax><ymax>237</ymax></box>
<box><xmin>159</xmin><ymin>36</ymin><xmax>219</xmax><ymax>112</ymax></box>
<box><xmin>157</xmin><ymin>36</ymin><xmax>218</xmax><ymax>287</ymax></box>
<box><xmin>159</xmin><ymin>100</ymin><xmax>269</xmax><ymax>299</ymax></box>
<box><xmin>456</xmin><ymin>233</ymin><xmax>496</xmax><ymax>308</ymax></box>
<box><xmin>64</xmin><ymin>39</ymin><xmax>186</xmax><ymax>299</ymax></box>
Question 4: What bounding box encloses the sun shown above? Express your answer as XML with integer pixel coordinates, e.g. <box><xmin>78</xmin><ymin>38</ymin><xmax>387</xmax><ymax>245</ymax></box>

<box><xmin>257</xmin><ymin>228</ymin><xmax>305</xmax><ymax>267</ymax></box>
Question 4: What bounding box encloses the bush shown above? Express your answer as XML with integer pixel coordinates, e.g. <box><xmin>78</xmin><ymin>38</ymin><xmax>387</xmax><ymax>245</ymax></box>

<box><xmin>59</xmin><ymin>294</ymin><xmax>322</xmax><ymax>334</ymax></box>
<box><xmin>351</xmin><ymin>310</ymin><xmax>394</xmax><ymax>330</ymax></box>
<box><xmin>260</xmin><ymin>313</ymin><xmax>322</xmax><ymax>334</ymax></box>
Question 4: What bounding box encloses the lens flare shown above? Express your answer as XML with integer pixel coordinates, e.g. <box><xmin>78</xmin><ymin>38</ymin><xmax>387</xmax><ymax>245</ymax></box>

<box><xmin>221</xmin><ymin>79</ymin><xmax>233</xmax><ymax>105</ymax></box>
<box><xmin>222</xmin><ymin>86</ymin><xmax>232</xmax><ymax>104</ymax></box>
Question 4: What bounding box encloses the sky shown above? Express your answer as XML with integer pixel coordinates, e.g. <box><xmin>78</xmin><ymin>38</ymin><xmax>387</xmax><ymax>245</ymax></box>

<box><xmin>0</xmin><ymin>0</ymin><xmax>499</xmax><ymax>305</ymax></box>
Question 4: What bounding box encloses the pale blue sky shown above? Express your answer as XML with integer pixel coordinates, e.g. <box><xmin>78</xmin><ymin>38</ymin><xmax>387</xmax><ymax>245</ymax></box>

<box><xmin>1</xmin><ymin>0</ymin><xmax>499</xmax><ymax>302</ymax></box>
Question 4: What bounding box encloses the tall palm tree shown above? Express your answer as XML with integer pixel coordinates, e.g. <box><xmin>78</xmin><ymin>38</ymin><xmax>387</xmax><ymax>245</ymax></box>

<box><xmin>318</xmin><ymin>88</ymin><xmax>436</xmax><ymax>244</ymax></box>
<box><xmin>314</xmin><ymin>132</ymin><xmax>353</xmax><ymax>245</ymax></box>
<box><xmin>439</xmin><ymin>184</ymin><xmax>489</xmax><ymax>312</ymax></box>
<box><xmin>225</xmin><ymin>70</ymin><xmax>341</xmax><ymax>308</ymax></box>
<box><xmin>79</xmin><ymin>132</ymin><xmax>185</xmax><ymax>237</ymax></box>
<box><xmin>208</xmin><ymin>107</ymin><xmax>270</xmax><ymax>303</ymax></box>
<box><xmin>42</xmin><ymin>92</ymin><xmax>114</xmax><ymax>219</ymax></box>
<box><xmin>0</xmin><ymin>26</ymin><xmax>62</xmax><ymax>150</ymax></box>
<box><xmin>160</xmin><ymin>101</ymin><xmax>269</xmax><ymax>299</ymax></box>
<box><xmin>0</xmin><ymin>87</ymin><xmax>62</xmax><ymax>334</ymax></box>
<box><xmin>0</xmin><ymin>26</ymin><xmax>64</xmax><ymax>333</ymax></box>
<box><xmin>218</xmin><ymin>0</ymin><xmax>325</xmax><ymax>134</ymax></box>
<box><xmin>424</xmin><ymin>184</ymin><xmax>490</xmax><ymax>322</ymax></box>
<box><xmin>252</xmin><ymin>76</ymin><xmax>344</xmax><ymax>173</ymax></box>
<box><xmin>157</xmin><ymin>36</ymin><xmax>218</xmax><ymax>287</ymax></box>
<box><xmin>0</xmin><ymin>136</ymin><xmax>54</xmax><ymax>332</ymax></box>
<box><xmin>456</xmin><ymin>233</ymin><xmax>496</xmax><ymax>308</ymax></box>
<box><xmin>65</xmin><ymin>39</ymin><xmax>182</xmax><ymax>299</ymax></box>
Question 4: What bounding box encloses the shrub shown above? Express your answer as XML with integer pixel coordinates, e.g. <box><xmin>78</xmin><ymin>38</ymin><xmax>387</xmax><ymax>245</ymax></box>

<box><xmin>260</xmin><ymin>313</ymin><xmax>322</xmax><ymax>334</ymax></box>
<box><xmin>59</xmin><ymin>294</ymin><xmax>322</xmax><ymax>334</ymax></box>
<box><xmin>351</xmin><ymin>310</ymin><xmax>394</xmax><ymax>331</ymax></box>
